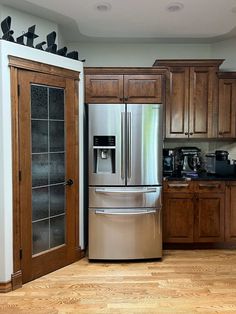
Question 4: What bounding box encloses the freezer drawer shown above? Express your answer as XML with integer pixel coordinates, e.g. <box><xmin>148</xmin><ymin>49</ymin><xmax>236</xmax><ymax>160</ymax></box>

<box><xmin>89</xmin><ymin>186</ymin><xmax>162</xmax><ymax>208</ymax></box>
<box><xmin>88</xmin><ymin>207</ymin><xmax>162</xmax><ymax>260</ymax></box>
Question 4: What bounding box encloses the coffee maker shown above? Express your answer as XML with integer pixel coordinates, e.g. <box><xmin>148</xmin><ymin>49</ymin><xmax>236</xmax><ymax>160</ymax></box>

<box><xmin>174</xmin><ymin>147</ymin><xmax>202</xmax><ymax>176</ymax></box>
<box><xmin>163</xmin><ymin>148</ymin><xmax>175</xmax><ymax>176</ymax></box>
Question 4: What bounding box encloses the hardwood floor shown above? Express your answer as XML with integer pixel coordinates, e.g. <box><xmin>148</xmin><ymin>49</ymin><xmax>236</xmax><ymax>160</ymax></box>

<box><xmin>1</xmin><ymin>250</ymin><xmax>236</xmax><ymax>313</ymax></box>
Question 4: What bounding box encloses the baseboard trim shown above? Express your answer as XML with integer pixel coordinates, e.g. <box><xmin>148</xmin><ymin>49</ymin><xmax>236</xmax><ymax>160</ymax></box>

<box><xmin>0</xmin><ymin>281</ymin><xmax>12</xmax><ymax>293</ymax></box>
<box><xmin>11</xmin><ymin>270</ymin><xmax>22</xmax><ymax>290</ymax></box>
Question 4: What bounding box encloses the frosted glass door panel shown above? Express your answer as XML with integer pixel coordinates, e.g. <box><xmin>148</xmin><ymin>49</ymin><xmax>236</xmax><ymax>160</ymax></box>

<box><xmin>31</xmin><ymin>84</ymin><xmax>66</xmax><ymax>255</ymax></box>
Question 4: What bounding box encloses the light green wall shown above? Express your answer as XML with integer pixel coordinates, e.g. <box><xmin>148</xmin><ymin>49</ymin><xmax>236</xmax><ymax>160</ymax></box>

<box><xmin>0</xmin><ymin>5</ymin><xmax>65</xmax><ymax>47</ymax></box>
<box><xmin>68</xmin><ymin>42</ymin><xmax>212</xmax><ymax>67</ymax></box>
<box><xmin>211</xmin><ymin>37</ymin><xmax>236</xmax><ymax>71</ymax></box>
<box><xmin>1</xmin><ymin>4</ymin><xmax>236</xmax><ymax>69</ymax></box>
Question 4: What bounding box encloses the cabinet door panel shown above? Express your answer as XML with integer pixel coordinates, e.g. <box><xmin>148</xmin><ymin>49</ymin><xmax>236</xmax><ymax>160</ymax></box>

<box><xmin>195</xmin><ymin>193</ymin><xmax>224</xmax><ymax>242</ymax></box>
<box><xmin>124</xmin><ymin>75</ymin><xmax>162</xmax><ymax>103</ymax></box>
<box><xmin>165</xmin><ymin>67</ymin><xmax>189</xmax><ymax>138</ymax></box>
<box><xmin>218</xmin><ymin>79</ymin><xmax>236</xmax><ymax>138</ymax></box>
<box><xmin>225</xmin><ymin>183</ymin><xmax>236</xmax><ymax>241</ymax></box>
<box><xmin>189</xmin><ymin>67</ymin><xmax>216</xmax><ymax>138</ymax></box>
<box><xmin>85</xmin><ymin>75</ymin><xmax>123</xmax><ymax>103</ymax></box>
<box><xmin>163</xmin><ymin>193</ymin><xmax>194</xmax><ymax>243</ymax></box>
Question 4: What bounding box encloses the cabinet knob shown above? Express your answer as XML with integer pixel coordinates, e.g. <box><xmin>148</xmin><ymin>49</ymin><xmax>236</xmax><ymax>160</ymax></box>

<box><xmin>184</xmin><ymin>132</ymin><xmax>188</xmax><ymax>136</ymax></box>
<box><xmin>219</xmin><ymin>131</ymin><xmax>223</xmax><ymax>135</ymax></box>
<box><xmin>119</xmin><ymin>97</ymin><xmax>123</xmax><ymax>101</ymax></box>
<box><xmin>124</xmin><ymin>96</ymin><xmax>128</xmax><ymax>101</ymax></box>
<box><xmin>189</xmin><ymin>132</ymin><xmax>193</xmax><ymax>135</ymax></box>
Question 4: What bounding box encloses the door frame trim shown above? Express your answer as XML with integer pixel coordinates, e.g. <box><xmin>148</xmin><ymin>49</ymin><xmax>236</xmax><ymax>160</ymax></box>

<box><xmin>10</xmin><ymin>56</ymin><xmax>81</xmax><ymax>289</ymax></box>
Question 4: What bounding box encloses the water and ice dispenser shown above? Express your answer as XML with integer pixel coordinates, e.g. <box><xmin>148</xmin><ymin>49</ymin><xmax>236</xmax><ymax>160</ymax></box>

<box><xmin>93</xmin><ymin>136</ymin><xmax>116</xmax><ymax>174</ymax></box>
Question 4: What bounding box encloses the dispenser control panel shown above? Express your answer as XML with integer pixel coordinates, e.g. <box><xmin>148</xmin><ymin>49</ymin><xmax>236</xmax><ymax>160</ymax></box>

<box><xmin>93</xmin><ymin>136</ymin><xmax>115</xmax><ymax>147</ymax></box>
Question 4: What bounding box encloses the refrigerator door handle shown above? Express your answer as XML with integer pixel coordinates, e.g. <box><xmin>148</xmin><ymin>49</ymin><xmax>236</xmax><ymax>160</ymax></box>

<box><xmin>95</xmin><ymin>209</ymin><xmax>157</xmax><ymax>215</ymax></box>
<box><xmin>121</xmin><ymin>112</ymin><xmax>126</xmax><ymax>180</ymax></box>
<box><xmin>95</xmin><ymin>187</ymin><xmax>157</xmax><ymax>194</ymax></box>
<box><xmin>127</xmin><ymin>111</ymin><xmax>132</xmax><ymax>180</ymax></box>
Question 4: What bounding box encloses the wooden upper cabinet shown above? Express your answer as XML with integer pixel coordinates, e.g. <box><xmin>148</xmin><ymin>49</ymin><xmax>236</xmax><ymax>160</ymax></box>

<box><xmin>166</xmin><ymin>67</ymin><xmax>189</xmax><ymax>137</ymax></box>
<box><xmin>85</xmin><ymin>75</ymin><xmax>123</xmax><ymax>103</ymax></box>
<box><xmin>123</xmin><ymin>75</ymin><xmax>162</xmax><ymax>103</ymax></box>
<box><xmin>218</xmin><ymin>73</ymin><xmax>236</xmax><ymax>138</ymax></box>
<box><xmin>153</xmin><ymin>59</ymin><xmax>224</xmax><ymax>139</ymax></box>
<box><xmin>189</xmin><ymin>66</ymin><xmax>217</xmax><ymax>138</ymax></box>
<box><xmin>84</xmin><ymin>68</ymin><xmax>165</xmax><ymax>104</ymax></box>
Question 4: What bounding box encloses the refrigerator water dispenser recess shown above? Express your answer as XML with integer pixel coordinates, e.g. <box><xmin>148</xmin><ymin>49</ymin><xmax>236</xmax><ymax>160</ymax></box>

<box><xmin>93</xmin><ymin>136</ymin><xmax>116</xmax><ymax>174</ymax></box>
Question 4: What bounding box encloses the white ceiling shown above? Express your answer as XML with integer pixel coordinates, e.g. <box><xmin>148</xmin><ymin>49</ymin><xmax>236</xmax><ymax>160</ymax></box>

<box><xmin>1</xmin><ymin>0</ymin><xmax>236</xmax><ymax>43</ymax></box>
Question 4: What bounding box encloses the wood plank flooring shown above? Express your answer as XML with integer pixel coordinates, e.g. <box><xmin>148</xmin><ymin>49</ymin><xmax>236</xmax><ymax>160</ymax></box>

<box><xmin>1</xmin><ymin>250</ymin><xmax>236</xmax><ymax>313</ymax></box>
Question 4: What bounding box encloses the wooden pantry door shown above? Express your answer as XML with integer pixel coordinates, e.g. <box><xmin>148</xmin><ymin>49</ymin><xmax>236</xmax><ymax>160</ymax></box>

<box><xmin>17</xmin><ymin>68</ymin><xmax>80</xmax><ymax>283</ymax></box>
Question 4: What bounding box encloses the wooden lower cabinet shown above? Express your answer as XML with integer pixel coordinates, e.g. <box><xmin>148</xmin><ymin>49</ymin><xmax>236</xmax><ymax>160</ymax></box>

<box><xmin>163</xmin><ymin>193</ymin><xmax>194</xmax><ymax>242</ymax></box>
<box><xmin>195</xmin><ymin>193</ymin><xmax>224</xmax><ymax>242</ymax></box>
<box><xmin>163</xmin><ymin>181</ymin><xmax>225</xmax><ymax>244</ymax></box>
<box><xmin>225</xmin><ymin>182</ymin><xmax>236</xmax><ymax>241</ymax></box>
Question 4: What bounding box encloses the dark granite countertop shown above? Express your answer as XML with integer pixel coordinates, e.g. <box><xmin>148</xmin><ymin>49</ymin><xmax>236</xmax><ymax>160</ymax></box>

<box><xmin>164</xmin><ymin>174</ymin><xmax>236</xmax><ymax>181</ymax></box>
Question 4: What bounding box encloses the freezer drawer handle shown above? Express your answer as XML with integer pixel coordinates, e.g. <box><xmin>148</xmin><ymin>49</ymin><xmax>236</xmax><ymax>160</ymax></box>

<box><xmin>95</xmin><ymin>188</ymin><xmax>157</xmax><ymax>194</ymax></box>
<box><xmin>95</xmin><ymin>209</ymin><xmax>157</xmax><ymax>215</ymax></box>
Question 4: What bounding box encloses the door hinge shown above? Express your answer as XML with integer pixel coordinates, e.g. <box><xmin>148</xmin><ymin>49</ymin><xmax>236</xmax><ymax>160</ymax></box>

<box><xmin>19</xmin><ymin>171</ymin><xmax>22</xmax><ymax>182</ymax></box>
<box><xmin>17</xmin><ymin>84</ymin><xmax>20</xmax><ymax>97</ymax></box>
<box><xmin>20</xmin><ymin>248</ymin><xmax>22</xmax><ymax>260</ymax></box>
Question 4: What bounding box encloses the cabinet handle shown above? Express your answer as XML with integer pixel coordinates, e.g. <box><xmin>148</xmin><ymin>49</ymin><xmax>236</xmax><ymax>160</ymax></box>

<box><xmin>198</xmin><ymin>184</ymin><xmax>220</xmax><ymax>189</ymax></box>
<box><xmin>167</xmin><ymin>183</ymin><xmax>189</xmax><ymax>188</ymax></box>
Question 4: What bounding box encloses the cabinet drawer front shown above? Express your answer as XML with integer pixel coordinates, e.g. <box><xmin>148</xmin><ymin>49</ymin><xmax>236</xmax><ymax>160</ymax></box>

<box><xmin>195</xmin><ymin>181</ymin><xmax>225</xmax><ymax>193</ymax></box>
<box><xmin>164</xmin><ymin>180</ymin><xmax>193</xmax><ymax>192</ymax></box>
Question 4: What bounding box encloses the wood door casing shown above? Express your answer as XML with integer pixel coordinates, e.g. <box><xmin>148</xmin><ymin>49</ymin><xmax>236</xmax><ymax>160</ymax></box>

<box><xmin>18</xmin><ymin>70</ymin><xmax>80</xmax><ymax>283</ymax></box>
<box><xmin>165</xmin><ymin>67</ymin><xmax>189</xmax><ymax>138</ymax></box>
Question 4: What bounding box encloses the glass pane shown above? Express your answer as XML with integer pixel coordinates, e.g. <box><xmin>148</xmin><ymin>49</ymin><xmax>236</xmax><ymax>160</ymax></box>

<box><xmin>32</xmin><ymin>120</ymin><xmax>48</xmax><ymax>153</ymax></box>
<box><xmin>32</xmin><ymin>187</ymin><xmax>49</xmax><ymax>221</ymax></box>
<box><xmin>31</xmin><ymin>84</ymin><xmax>66</xmax><ymax>255</ymax></box>
<box><xmin>31</xmin><ymin>85</ymin><xmax>48</xmax><ymax>119</ymax></box>
<box><xmin>50</xmin><ymin>153</ymin><xmax>65</xmax><ymax>184</ymax></box>
<box><xmin>50</xmin><ymin>215</ymin><xmax>65</xmax><ymax>248</ymax></box>
<box><xmin>32</xmin><ymin>219</ymin><xmax>49</xmax><ymax>254</ymax></box>
<box><xmin>32</xmin><ymin>154</ymin><xmax>49</xmax><ymax>187</ymax></box>
<box><xmin>50</xmin><ymin>184</ymin><xmax>65</xmax><ymax>216</ymax></box>
<box><xmin>49</xmin><ymin>88</ymin><xmax>64</xmax><ymax>120</ymax></box>
<box><xmin>49</xmin><ymin>121</ymin><xmax>64</xmax><ymax>152</ymax></box>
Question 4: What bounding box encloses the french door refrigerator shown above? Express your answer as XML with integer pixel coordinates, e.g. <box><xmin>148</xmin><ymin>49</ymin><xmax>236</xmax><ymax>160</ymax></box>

<box><xmin>88</xmin><ymin>103</ymin><xmax>163</xmax><ymax>260</ymax></box>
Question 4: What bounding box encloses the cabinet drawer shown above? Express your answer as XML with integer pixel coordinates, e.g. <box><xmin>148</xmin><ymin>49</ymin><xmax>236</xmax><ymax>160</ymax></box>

<box><xmin>195</xmin><ymin>181</ymin><xmax>225</xmax><ymax>193</ymax></box>
<box><xmin>164</xmin><ymin>180</ymin><xmax>194</xmax><ymax>193</ymax></box>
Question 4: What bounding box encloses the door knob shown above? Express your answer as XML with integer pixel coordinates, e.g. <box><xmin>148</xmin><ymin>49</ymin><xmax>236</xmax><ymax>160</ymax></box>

<box><xmin>64</xmin><ymin>179</ymin><xmax>74</xmax><ymax>186</ymax></box>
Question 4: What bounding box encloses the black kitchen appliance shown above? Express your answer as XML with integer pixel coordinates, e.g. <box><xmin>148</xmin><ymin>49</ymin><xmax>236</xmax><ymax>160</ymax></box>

<box><xmin>215</xmin><ymin>150</ymin><xmax>229</xmax><ymax>161</ymax></box>
<box><xmin>163</xmin><ymin>148</ymin><xmax>174</xmax><ymax>176</ymax></box>
<box><xmin>174</xmin><ymin>147</ymin><xmax>202</xmax><ymax>176</ymax></box>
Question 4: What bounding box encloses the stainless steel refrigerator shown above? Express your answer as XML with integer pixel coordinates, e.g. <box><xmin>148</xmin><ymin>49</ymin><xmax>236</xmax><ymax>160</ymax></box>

<box><xmin>88</xmin><ymin>103</ymin><xmax>163</xmax><ymax>260</ymax></box>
